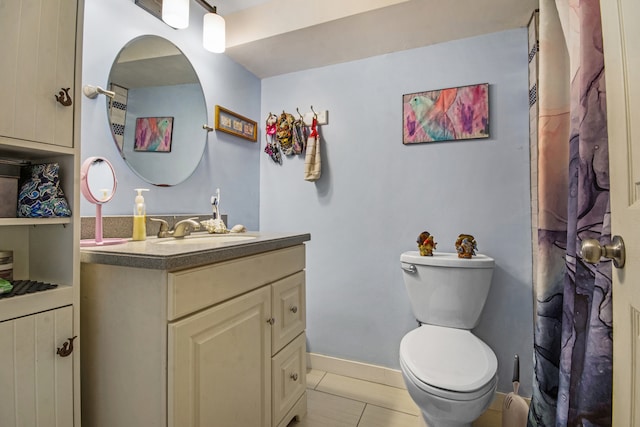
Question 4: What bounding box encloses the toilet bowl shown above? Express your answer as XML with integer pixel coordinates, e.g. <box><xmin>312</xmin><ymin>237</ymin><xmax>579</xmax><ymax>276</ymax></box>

<box><xmin>399</xmin><ymin>325</ymin><xmax>497</xmax><ymax>427</ymax></box>
<box><xmin>399</xmin><ymin>251</ymin><xmax>497</xmax><ymax>427</ymax></box>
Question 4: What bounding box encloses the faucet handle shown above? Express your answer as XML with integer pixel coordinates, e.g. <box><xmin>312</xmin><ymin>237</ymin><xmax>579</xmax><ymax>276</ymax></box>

<box><xmin>149</xmin><ymin>218</ymin><xmax>169</xmax><ymax>229</ymax></box>
<box><xmin>149</xmin><ymin>218</ymin><xmax>170</xmax><ymax>237</ymax></box>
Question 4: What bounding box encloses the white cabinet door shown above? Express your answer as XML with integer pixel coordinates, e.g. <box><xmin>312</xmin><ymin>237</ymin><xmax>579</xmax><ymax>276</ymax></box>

<box><xmin>0</xmin><ymin>0</ymin><xmax>77</xmax><ymax>147</ymax></box>
<box><xmin>169</xmin><ymin>286</ymin><xmax>271</xmax><ymax>427</ymax></box>
<box><xmin>0</xmin><ymin>305</ymin><xmax>75</xmax><ymax>427</ymax></box>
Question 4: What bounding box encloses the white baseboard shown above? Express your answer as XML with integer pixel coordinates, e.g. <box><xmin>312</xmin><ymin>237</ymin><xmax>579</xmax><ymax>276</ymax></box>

<box><xmin>306</xmin><ymin>352</ymin><xmax>530</xmax><ymax>414</ymax></box>
<box><xmin>307</xmin><ymin>352</ymin><xmax>406</xmax><ymax>389</ymax></box>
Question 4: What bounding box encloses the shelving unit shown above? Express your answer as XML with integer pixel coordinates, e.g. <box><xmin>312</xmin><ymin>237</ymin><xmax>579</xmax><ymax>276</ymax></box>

<box><xmin>0</xmin><ymin>0</ymin><xmax>83</xmax><ymax>425</ymax></box>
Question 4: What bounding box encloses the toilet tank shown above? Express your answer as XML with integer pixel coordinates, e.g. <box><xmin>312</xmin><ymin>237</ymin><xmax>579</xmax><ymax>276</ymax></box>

<box><xmin>400</xmin><ymin>252</ymin><xmax>494</xmax><ymax>329</ymax></box>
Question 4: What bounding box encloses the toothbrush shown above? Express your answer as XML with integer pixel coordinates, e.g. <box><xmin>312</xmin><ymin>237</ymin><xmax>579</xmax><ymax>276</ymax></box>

<box><xmin>211</xmin><ymin>188</ymin><xmax>220</xmax><ymax>219</ymax></box>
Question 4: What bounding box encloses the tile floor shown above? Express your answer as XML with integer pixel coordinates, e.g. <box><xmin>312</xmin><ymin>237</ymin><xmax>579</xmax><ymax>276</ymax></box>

<box><xmin>291</xmin><ymin>369</ymin><xmax>502</xmax><ymax>427</ymax></box>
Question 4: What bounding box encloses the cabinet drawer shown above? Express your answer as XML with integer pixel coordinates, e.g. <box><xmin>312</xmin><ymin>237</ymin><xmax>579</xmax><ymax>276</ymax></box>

<box><xmin>168</xmin><ymin>245</ymin><xmax>305</xmax><ymax>320</ymax></box>
<box><xmin>271</xmin><ymin>272</ymin><xmax>306</xmax><ymax>355</ymax></box>
<box><xmin>272</xmin><ymin>333</ymin><xmax>306</xmax><ymax>427</ymax></box>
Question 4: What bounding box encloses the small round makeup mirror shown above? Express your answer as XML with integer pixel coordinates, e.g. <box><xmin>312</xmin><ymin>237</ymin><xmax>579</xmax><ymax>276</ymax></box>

<box><xmin>80</xmin><ymin>157</ymin><xmax>128</xmax><ymax>247</ymax></box>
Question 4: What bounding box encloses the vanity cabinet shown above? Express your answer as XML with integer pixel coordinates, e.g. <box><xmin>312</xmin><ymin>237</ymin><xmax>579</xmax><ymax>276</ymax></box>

<box><xmin>81</xmin><ymin>244</ymin><xmax>308</xmax><ymax>427</ymax></box>
<box><xmin>0</xmin><ymin>0</ymin><xmax>83</xmax><ymax>426</ymax></box>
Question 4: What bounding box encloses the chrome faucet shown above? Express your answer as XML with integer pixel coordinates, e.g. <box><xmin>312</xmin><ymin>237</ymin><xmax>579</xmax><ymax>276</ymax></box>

<box><xmin>150</xmin><ymin>217</ymin><xmax>201</xmax><ymax>238</ymax></box>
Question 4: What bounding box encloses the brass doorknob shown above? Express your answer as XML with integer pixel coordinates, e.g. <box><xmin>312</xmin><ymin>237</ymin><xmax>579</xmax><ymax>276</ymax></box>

<box><xmin>580</xmin><ymin>235</ymin><xmax>625</xmax><ymax>268</ymax></box>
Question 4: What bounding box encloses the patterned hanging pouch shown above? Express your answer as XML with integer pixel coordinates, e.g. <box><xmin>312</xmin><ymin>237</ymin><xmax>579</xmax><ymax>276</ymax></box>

<box><xmin>292</xmin><ymin>117</ymin><xmax>308</xmax><ymax>154</ymax></box>
<box><xmin>264</xmin><ymin>113</ymin><xmax>282</xmax><ymax>164</ymax></box>
<box><xmin>276</xmin><ymin>111</ymin><xmax>295</xmax><ymax>156</ymax></box>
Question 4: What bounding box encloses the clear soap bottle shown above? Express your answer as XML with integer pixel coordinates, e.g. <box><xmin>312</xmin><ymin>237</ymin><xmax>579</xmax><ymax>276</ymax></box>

<box><xmin>132</xmin><ymin>189</ymin><xmax>149</xmax><ymax>241</ymax></box>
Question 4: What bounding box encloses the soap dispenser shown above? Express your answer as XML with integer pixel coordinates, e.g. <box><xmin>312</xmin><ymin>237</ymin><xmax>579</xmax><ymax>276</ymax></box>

<box><xmin>132</xmin><ymin>188</ymin><xmax>149</xmax><ymax>241</ymax></box>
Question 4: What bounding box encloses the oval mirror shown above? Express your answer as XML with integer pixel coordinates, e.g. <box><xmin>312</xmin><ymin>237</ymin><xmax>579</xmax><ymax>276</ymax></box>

<box><xmin>106</xmin><ymin>35</ymin><xmax>207</xmax><ymax>186</ymax></box>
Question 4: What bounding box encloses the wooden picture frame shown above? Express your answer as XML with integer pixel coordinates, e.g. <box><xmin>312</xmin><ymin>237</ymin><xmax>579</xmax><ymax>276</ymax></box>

<box><xmin>214</xmin><ymin>105</ymin><xmax>258</xmax><ymax>142</ymax></box>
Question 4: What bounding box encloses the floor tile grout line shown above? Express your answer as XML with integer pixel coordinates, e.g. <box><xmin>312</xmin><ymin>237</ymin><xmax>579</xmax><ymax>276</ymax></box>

<box><xmin>308</xmin><ymin>388</ymin><xmax>420</xmax><ymax>420</ymax></box>
<box><xmin>364</xmin><ymin>402</ymin><xmax>421</xmax><ymax>418</ymax></box>
<box><xmin>311</xmin><ymin>370</ymin><xmax>328</xmax><ymax>390</ymax></box>
<box><xmin>308</xmin><ymin>388</ymin><xmax>369</xmax><ymax>406</ymax></box>
<box><xmin>320</xmin><ymin>371</ymin><xmax>409</xmax><ymax>391</ymax></box>
<box><xmin>355</xmin><ymin>403</ymin><xmax>367</xmax><ymax>427</ymax></box>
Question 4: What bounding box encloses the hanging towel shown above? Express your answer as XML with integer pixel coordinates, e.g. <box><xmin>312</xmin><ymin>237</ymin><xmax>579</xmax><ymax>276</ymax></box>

<box><xmin>304</xmin><ymin>118</ymin><xmax>321</xmax><ymax>181</ymax></box>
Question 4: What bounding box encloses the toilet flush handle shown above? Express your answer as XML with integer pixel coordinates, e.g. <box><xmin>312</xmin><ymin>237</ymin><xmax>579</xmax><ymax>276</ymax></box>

<box><xmin>401</xmin><ymin>263</ymin><xmax>417</xmax><ymax>274</ymax></box>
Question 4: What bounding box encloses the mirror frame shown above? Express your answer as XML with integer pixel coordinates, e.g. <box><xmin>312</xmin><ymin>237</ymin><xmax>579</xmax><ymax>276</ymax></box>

<box><xmin>81</xmin><ymin>157</ymin><xmax>117</xmax><ymax>204</ymax></box>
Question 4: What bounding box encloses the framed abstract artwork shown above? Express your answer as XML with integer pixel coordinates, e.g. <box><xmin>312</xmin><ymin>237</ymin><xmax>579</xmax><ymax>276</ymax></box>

<box><xmin>214</xmin><ymin>105</ymin><xmax>258</xmax><ymax>142</ymax></box>
<box><xmin>402</xmin><ymin>83</ymin><xmax>489</xmax><ymax>144</ymax></box>
<box><xmin>134</xmin><ymin>117</ymin><xmax>174</xmax><ymax>152</ymax></box>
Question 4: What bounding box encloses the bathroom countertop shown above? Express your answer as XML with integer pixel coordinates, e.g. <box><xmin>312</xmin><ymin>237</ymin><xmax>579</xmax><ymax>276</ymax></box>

<box><xmin>80</xmin><ymin>231</ymin><xmax>311</xmax><ymax>271</ymax></box>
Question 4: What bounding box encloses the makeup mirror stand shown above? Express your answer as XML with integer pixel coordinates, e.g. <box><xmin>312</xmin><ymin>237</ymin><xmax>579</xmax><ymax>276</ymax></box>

<box><xmin>80</xmin><ymin>157</ymin><xmax>128</xmax><ymax>247</ymax></box>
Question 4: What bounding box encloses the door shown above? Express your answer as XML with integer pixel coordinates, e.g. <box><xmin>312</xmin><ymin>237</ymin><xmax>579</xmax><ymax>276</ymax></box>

<box><xmin>169</xmin><ymin>286</ymin><xmax>271</xmax><ymax>427</ymax></box>
<box><xmin>0</xmin><ymin>306</ymin><xmax>74</xmax><ymax>427</ymax></box>
<box><xmin>0</xmin><ymin>0</ymin><xmax>77</xmax><ymax>147</ymax></box>
<box><xmin>600</xmin><ymin>0</ymin><xmax>640</xmax><ymax>425</ymax></box>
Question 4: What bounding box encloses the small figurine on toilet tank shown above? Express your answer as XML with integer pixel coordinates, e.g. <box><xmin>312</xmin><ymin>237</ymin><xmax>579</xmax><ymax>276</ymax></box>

<box><xmin>417</xmin><ymin>231</ymin><xmax>437</xmax><ymax>256</ymax></box>
<box><xmin>455</xmin><ymin>234</ymin><xmax>477</xmax><ymax>258</ymax></box>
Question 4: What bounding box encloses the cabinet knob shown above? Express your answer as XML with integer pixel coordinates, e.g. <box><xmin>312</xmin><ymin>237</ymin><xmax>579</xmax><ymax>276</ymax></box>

<box><xmin>266</xmin><ymin>317</ymin><xmax>275</xmax><ymax>325</ymax></box>
<box><xmin>289</xmin><ymin>305</ymin><xmax>298</xmax><ymax>314</ymax></box>
<box><xmin>55</xmin><ymin>88</ymin><xmax>73</xmax><ymax>106</ymax></box>
<box><xmin>56</xmin><ymin>336</ymin><xmax>77</xmax><ymax>357</ymax></box>
<box><xmin>290</xmin><ymin>373</ymin><xmax>299</xmax><ymax>381</ymax></box>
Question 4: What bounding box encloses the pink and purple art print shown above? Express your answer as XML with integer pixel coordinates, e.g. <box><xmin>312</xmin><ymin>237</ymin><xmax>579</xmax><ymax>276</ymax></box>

<box><xmin>134</xmin><ymin>117</ymin><xmax>174</xmax><ymax>152</ymax></box>
<box><xmin>402</xmin><ymin>83</ymin><xmax>489</xmax><ymax>144</ymax></box>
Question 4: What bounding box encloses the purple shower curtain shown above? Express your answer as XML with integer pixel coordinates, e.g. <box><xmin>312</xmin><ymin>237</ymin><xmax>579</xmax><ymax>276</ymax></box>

<box><xmin>528</xmin><ymin>0</ymin><xmax>612</xmax><ymax>425</ymax></box>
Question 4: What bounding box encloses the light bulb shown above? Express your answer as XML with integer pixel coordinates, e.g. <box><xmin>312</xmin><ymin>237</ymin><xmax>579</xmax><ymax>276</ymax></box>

<box><xmin>162</xmin><ymin>0</ymin><xmax>189</xmax><ymax>29</ymax></box>
<box><xmin>203</xmin><ymin>11</ymin><xmax>225</xmax><ymax>53</ymax></box>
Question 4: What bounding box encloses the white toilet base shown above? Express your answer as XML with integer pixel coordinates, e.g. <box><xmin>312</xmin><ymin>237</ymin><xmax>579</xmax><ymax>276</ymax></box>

<box><xmin>420</xmin><ymin>412</ymin><xmax>472</xmax><ymax>427</ymax></box>
<box><xmin>401</xmin><ymin>369</ymin><xmax>496</xmax><ymax>427</ymax></box>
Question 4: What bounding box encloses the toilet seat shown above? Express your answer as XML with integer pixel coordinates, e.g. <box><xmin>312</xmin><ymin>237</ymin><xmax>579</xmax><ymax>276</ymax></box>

<box><xmin>399</xmin><ymin>325</ymin><xmax>497</xmax><ymax>398</ymax></box>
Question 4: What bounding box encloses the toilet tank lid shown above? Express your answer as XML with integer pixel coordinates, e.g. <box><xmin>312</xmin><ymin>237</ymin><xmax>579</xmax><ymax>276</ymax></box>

<box><xmin>401</xmin><ymin>251</ymin><xmax>494</xmax><ymax>268</ymax></box>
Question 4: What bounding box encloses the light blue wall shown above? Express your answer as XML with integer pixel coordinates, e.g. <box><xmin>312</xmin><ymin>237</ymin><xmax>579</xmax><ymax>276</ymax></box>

<box><xmin>260</xmin><ymin>29</ymin><xmax>534</xmax><ymax>395</ymax></box>
<box><xmin>82</xmin><ymin>0</ymin><xmax>534</xmax><ymax>396</ymax></box>
<box><xmin>80</xmin><ymin>0</ymin><xmax>261</xmax><ymax>229</ymax></box>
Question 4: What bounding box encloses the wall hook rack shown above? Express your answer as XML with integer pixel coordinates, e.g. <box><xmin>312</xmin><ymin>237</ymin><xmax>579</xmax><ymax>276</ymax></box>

<box><xmin>300</xmin><ymin>106</ymin><xmax>328</xmax><ymax>125</ymax></box>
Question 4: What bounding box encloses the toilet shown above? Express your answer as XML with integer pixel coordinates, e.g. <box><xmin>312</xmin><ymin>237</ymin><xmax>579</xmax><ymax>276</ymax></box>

<box><xmin>399</xmin><ymin>251</ymin><xmax>498</xmax><ymax>427</ymax></box>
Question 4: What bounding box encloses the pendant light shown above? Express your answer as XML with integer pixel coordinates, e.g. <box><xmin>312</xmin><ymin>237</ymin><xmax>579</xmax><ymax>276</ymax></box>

<box><xmin>202</xmin><ymin>6</ymin><xmax>226</xmax><ymax>53</ymax></box>
<box><xmin>162</xmin><ymin>0</ymin><xmax>189</xmax><ymax>29</ymax></box>
<box><xmin>140</xmin><ymin>0</ymin><xmax>225</xmax><ymax>53</ymax></box>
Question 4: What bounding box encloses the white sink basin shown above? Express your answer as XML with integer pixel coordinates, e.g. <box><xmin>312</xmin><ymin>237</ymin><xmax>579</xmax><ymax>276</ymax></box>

<box><xmin>153</xmin><ymin>233</ymin><xmax>257</xmax><ymax>246</ymax></box>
